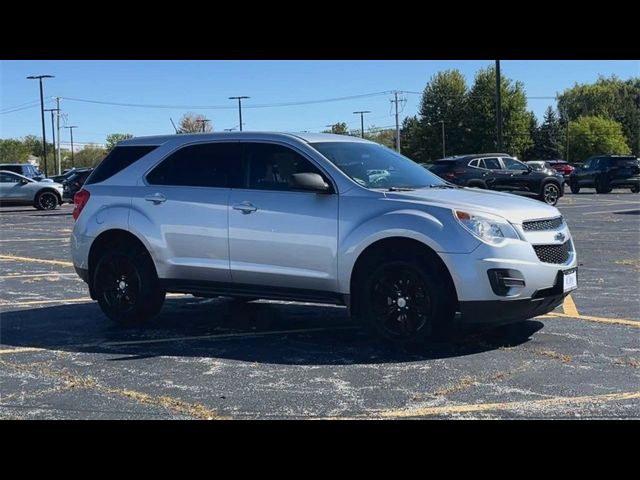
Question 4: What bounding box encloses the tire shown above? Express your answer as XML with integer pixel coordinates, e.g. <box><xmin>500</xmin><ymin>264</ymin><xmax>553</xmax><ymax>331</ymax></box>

<box><xmin>34</xmin><ymin>191</ymin><xmax>59</xmax><ymax>210</ymax></box>
<box><xmin>93</xmin><ymin>245</ymin><xmax>165</xmax><ymax>326</ymax></box>
<box><xmin>540</xmin><ymin>182</ymin><xmax>560</xmax><ymax>206</ymax></box>
<box><xmin>569</xmin><ymin>180</ymin><xmax>580</xmax><ymax>194</ymax></box>
<box><xmin>595</xmin><ymin>176</ymin><xmax>612</xmax><ymax>194</ymax></box>
<box><xmin>631</xmin><ymin>185</ymin><xmax>639</xmax><ymax>193</ymax></box>
<box><xmin>353</xmin><ymin>250</ymin><xmax>456</xmax><ymax>345</ymax></box>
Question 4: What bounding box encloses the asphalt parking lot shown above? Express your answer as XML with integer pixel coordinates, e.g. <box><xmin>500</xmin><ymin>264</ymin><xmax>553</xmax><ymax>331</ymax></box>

<box><xmin>1</xmin><ymin>189</ymin><xmax>639</xmax><ymax>419</ymax></box>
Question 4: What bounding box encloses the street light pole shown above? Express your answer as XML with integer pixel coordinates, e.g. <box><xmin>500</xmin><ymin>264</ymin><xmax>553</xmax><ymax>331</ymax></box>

<box><xmin>196</xmin><ymin>119</ymin><xmax>211</xmax><ymax>132</ymax></box>
<box><xmin>440</xmin><ymin>120</ymin><xmax>446</xmax><ymax>158</ymax></box>
<box><xmin>26</xmin><ymin>74</ymin><xmax>54</xmax><ymax>177</ymax></box>
<box><xmin>353</xmin><ymin>111</ymin><xmax>371</xmax><ymax>138</ymax></box>
<box><xmin>44</xmin><ymin>108</ymin><xmax>60</xmax><ymax>171</ymax></box>
<box><xmin>229</xmin><ymin>96</ymin><xmax>250</xmax><ymax>132</ymax></box>
<box><xmin>64</xmin><ymin>126</ymin><xmax>77</xmax><ymax>168</ymax></box>
<box><xmin>495</xmin><ymin>60</ymin><xmax>503</xmax><ymax>151</ymax></box>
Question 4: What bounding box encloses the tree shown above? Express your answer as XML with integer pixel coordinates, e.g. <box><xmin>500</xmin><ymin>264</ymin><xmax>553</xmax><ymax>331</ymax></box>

<box><xmin>106</xmin><ymin>133</ymin><xmax>134</xmax><ymax>151</ymax></box>
<box><xmin>417</xmin><ymin>70</ymin><xmax>468</xmax><ymax>160</ymax></box>
<box><xmin>400</xmin><ymin>115</ymin><xmax>426</xmax><ymax>162</ymax></box>
<box><xmin>567</xmin><ymin>116</ymin><xmax>630</xmax><ymax>162</ymax></box>
<box><xmin>73</xmin><ymin>144</ymin><xmax>108</xmax><ymax>167</ymax></box>
<box><xmin>322</xmin><ymin>122</ymin><xmax>349</xmax><ymax>135</ymax></box>
<box><xmin>0</xmin><ymin>139</ymin><xmax>31</xmax><ymax>163</ymax></box>
<box><xmin>524</xmin><ymin>107</ymin><xmax>564</xmax><ymax>160</ymax></box>
<box><xmin>557</xmin><ymin>76</ymin><xmax>639</xmax><ymax>155</ymax></box>
<box><xmin>178</xmin><ymin>112</ymin><xmax>213</xmax><ymax>133</ymax></box>
<box><xmin>465</xmin><ymin>66</ymin><xmax>533</xmax><ymax>158</ymax></box>
<box><xmin>365</xmin><ymin>127</ymin><xmax>395</xmax><ymax>149</ymax></box>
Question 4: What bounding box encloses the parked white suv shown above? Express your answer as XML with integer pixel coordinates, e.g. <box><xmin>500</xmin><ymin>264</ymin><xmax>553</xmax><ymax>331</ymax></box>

<box><xmin>71</xmin><ymin>133</ymin><xmax>578</xmax><ymax>343</ymax></box>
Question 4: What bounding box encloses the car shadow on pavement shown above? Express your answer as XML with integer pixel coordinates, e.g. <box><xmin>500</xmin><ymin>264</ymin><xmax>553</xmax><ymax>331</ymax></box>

<box><xmin>0</xmin><ymin>297</ymin><xmax>543</xmax><ymax>365</ymax></box>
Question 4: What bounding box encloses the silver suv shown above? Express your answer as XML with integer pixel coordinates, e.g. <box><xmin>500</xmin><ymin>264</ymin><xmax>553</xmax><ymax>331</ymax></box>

<box><xmin>71</xmin><ymin>133</ymin><xmax>578</xmax><ymax>343</ymax></box>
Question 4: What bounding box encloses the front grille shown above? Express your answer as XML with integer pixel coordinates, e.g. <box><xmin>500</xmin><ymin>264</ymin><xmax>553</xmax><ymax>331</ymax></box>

<box><xmin>523</xmin><ymin>216</ymin><xmax>564</xmax><ymax>231</ymax></box>
<box><xmin>533</xmin><ymin>241</ymin><xmax>572</xmax><ymax>264</ymax></box>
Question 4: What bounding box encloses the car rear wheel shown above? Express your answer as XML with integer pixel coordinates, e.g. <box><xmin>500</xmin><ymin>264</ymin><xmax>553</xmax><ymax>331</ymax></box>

<box><xmin>355</xmin><ymin>253</ymin><xmax>455</xmax><ymax>345</ymax></box>
<box><xmin>595</xmin><ymin>176</ymin><xmax>612</xmax><ymax>194</ymax></box>
<box><xmin>569</xmin><ymin>179</ymin><xmax>580</xmax><ymax>194</ymax></box>
<box><xmin>34</xmin><ymin>191</ymin><xmax>59</xmax><ymax>210</ymax></box>
<box><xmin>93</xmin><ymin>246</ymin><xmax>165</xmax><ymax>326</ymax></box>
<box><xmin>540</xmin><ymin>182</ymin><xmax>560</xmax><ymax>206</ymax></box>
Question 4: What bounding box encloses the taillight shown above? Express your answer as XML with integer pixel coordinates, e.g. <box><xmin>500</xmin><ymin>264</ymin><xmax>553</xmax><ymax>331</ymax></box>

<box><xmin>444</xmin><ymin>168</ymin><xmax>466</xmax><ymax>180</ymax></box>
<box><xmin>73</xmin><ymin>189</ymin><xmax>90</xmax><ymax>220</ymax></box>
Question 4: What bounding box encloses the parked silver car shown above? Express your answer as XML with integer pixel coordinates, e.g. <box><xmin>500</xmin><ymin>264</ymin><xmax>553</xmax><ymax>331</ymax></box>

<box><xmin>0</xmin><ymin>170</ymin><xmax>63</xmax><ymax>210</ymax></box>
<box><xmin>71</xmin><ymin>133</ymin><xmax>578</xmax><ymax>343</ymax></box>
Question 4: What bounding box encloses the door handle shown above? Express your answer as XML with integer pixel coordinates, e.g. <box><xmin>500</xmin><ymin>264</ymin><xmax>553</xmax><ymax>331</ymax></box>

<box><xmin>232</xmin><ymin>202</ymin><xmax>257</xmax><ymax>214</ymax></box>
<box><xmin>144</xmin><ymin>193</ymin><xmax>166</xmax><ymax>204</ymax></box>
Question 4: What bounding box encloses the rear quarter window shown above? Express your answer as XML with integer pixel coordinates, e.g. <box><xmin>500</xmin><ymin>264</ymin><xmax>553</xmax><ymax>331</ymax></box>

<box><xmin>85</xmin><ymin>146</ymin><xmax>158</xmax><ymax>185</ymax></box>
<box><xmin>612</xmin><ymin>158</ymin><xmax>638</xmax><ymax>167</ymax></box>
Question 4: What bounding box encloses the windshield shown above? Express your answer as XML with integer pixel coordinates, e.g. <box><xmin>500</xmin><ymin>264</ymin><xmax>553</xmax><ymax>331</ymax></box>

<box><xmin>311</xmin><ymin>142</ymin><xmax>446</xmax><ymax>189</ymax></box>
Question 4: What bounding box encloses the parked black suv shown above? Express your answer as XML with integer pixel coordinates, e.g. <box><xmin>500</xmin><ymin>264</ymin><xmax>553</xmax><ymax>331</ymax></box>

<box><xmin>429</xmin><ymin>154</ymin><xmax>565</xmax><ymax>205</ymax></box>
<box><xmin>568</xmin><ymin>155</ymin><xmax>640</xmax><ymax>194</ymax></box>
<box><xmin>62</xmin><ymin>168</ymin><xmax>94</xmax><ymax>202</ymax></box>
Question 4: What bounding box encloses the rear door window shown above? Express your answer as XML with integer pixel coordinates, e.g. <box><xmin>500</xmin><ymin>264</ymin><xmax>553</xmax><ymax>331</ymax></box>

<box><xmin>483</xmin><ymin>157</ymin><xmax>502</xmax><ymax>170</ymax></box>
<box><xmin>147</xmin><ymin>142</ymin><xmax>242</xmax><ymax>188</ymax></box>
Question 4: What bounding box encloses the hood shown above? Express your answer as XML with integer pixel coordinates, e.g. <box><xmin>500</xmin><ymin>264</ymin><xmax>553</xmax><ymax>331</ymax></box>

<box><xmin>384</xmin><ymin>187</ymin><xmax>560</xmax><ymax>224</ymax></box>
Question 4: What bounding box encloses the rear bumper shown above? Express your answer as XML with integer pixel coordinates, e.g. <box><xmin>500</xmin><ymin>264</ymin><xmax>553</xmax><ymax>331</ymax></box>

<box><xmin>459</xmin><ymin>293</ymin><xmax>565</xmax><ymax>325</ymax></box>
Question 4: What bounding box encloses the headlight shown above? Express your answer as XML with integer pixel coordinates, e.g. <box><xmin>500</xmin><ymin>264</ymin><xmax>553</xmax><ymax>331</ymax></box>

<box><xmin>453</xmin><ymin>209</ymin><xmax>520</xmax><ymax>245</ymax></box>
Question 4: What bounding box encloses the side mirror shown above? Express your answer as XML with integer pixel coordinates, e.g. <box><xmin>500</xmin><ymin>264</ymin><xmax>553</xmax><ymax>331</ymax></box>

<box><xmin>19</xmin><ymin>179</ymin><xmax>29</xmax><ymax>185</ymax></box>
<box><xmin>522</xmin><ymin>167</ymin><xmax>532</xmax><ymax>174</ymax></box>
<box><xmin>289</xmin><ymin>173</ymin><xmax>331</xmax><ymax>193</ymax></box>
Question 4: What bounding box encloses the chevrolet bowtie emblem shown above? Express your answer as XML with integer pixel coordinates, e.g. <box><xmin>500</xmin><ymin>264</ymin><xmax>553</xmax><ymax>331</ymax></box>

<box><xmin>554</xmin><ymin>232</ymin><xmax>566</xmax><ymax>242</ymax></box>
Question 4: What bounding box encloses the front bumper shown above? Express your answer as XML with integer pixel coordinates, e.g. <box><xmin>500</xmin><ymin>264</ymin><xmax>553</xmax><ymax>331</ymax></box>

<box><xmin>439</xmin><ymin>221</ymin><xmax>577</xmax><ymax>324</ymax></box>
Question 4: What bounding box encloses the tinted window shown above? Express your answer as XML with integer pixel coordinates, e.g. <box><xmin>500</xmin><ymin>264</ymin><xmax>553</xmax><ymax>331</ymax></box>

<box><xmin>502</xmin><ymin>158</ymin><xmax>528</xmax><ymax>171</ymax></box>
<box><xmin>85</xmin><ymin>145</ymin><xmax>157</xmax><ymax>185</ymax></box>
<box><xmin>246</xmin><ymin>143</ymin><xmax>325</xmax><ymax>191</ymax></box>
<box><xmin>1</xmin><ymin>165</ymin><xmax>21</xmax><ymax>174</ymax></box>
<box><xmin>612</xmin><ymin>157</ymin><xmax>638</xmax><ymax>167</ymax></box>
<box><xmin>0</xmin><ymin>172</ymin><xmax>19</xmax><ymax>183</ymax></box>
<box><xmin>469</xmin><ymin>159</ymin><xmax>479</xmax><ymax>167</ymax></box>
<box><xmin>429</xmin><ymin>162</ymin><xmax>457</xmax><ymax>174</ymax></box>
<box><xmin>483</xmin><ymin>158</ymin><xmax>501</xmax><ymax>169</ymax></box>
<box><xmin>147</xmin><ymin>143</ymin><xmax>240</xmax><ymax>188</ymax></box>
<box><xmin>313</xmin><ymin>142</ymin><xmax>446</xmax><ymax>189</ymax></box>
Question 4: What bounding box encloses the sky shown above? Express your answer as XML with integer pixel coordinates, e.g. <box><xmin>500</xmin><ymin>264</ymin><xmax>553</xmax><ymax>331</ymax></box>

<box><xmin>1</xmin><ymin>60</ymin><xmax>638</xmax><ymax>148</ymax></box>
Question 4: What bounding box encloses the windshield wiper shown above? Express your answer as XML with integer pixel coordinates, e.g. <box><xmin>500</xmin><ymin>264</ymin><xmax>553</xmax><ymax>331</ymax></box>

<box><xmin>428</xmin><ymin>183</ymin><xmax>458</xmax><ymax>189</ymax></box>
<box><xmin>386</xmin><ymin>187</ymin><xmax>416</xmax><ymax>191</ymax></box>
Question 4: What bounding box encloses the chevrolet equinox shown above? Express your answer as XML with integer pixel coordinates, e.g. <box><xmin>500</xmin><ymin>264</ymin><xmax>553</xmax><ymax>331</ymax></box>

<box><xmin>71</xmin><ymin>133</ymin><xmax>578</xmax><ymax>343</ymax></box>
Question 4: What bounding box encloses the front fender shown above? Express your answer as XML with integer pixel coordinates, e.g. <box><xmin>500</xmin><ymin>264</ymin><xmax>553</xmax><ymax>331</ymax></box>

<box><xmin>338</xmin><ymin>208</ymin><xmax>480</xmax><ymax>293</ymax></box>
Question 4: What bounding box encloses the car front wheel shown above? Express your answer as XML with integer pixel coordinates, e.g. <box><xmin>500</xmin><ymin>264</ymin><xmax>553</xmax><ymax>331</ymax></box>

<box><xmin>541</xmin><ymin>183</ymin><xmax>560</xmax><ymax>206</ymax></box>
<box><xmin>93</xmin><ymin>246</ymin><xmax>165</xmax><ymax>326</ymax></box>
<box><xmin>355</xmin><ymin>252</ymin><xmax>455</xmax><ymax>345</ymax></box>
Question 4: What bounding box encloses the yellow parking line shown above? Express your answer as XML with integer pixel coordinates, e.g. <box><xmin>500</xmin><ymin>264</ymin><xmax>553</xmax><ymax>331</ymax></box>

<box><xmin>548</xmin><ymin>312</ymin><xmax>640</xmax><ymax>328</ymax></box>
<box><xmin>0</xmin><ymin>347</ymin><xmax>44</xmax><ymax>355</ymax></box>
<box><xmin>102</xmin><ymin>325</ymin><xmax>358</xmax><ymax>346</ymax></box>
<box><xmin>0</xmin><ymin>273</ymin><xmax>77</xmax><ymax>279</ymax></box>
<box><xmin>0</xmin><ymin>238</ymin><xmax>69</xmax><ymax>242</ymax></box>
<box><xmin>376</xmin><ymin>391</ymin><xmax>640</xmax><ymax>418</ymax></box>
<box><xmin>0</xmin><ymin>297</ymin><xmax>93</xmax><ymax>307</ymax></box>
<box><xmin>562</xmin><ymin>294</ymin><xmax>579</xmax><ymax>317</ymax></box>
<box><xmin>0</xmin><ymin>254</ymin><xmax>73</xmax><ymax>267</ymax></box>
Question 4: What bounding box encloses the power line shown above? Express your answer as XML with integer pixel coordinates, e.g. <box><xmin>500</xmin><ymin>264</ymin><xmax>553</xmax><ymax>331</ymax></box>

<box><xmin>1</xmin><ymin>98</ymin><xmax>54</xmax><ymax>115</ymax></box>
<box><xmin>61</xmin><ymin>91</ymin><xmax>393</xmax><ymax>110</ymax></box>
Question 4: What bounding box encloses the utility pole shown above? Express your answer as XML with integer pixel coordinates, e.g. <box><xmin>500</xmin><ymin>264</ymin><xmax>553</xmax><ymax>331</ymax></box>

<box><xmin>440</xmin><ymin>120</ymin><xmax>446</xmax><ymax>158</ymax></box>
<box><xmin>390</xmin><ymin>91</ymin><xmax>402</xmax><ymax>152</ymax></box>
<box><xmin>64</xmin><ymin>126</ymin><xmax>77</xmax><ymax>168</ymax></box>
<box><xmin>353</xmin><ymin>111</ymin><xmax>371</xmax><ymax>138</ymax></box>
<box><xmin>229</xmin><ymin>96</ymin><xmax>249</xmax><ymax>131</ymax></box>
<box><xmin>565</xmin><ymin>121</ymin><xmax>570</xmax><ymax>162</ymax></box>
<box><xmin>44</xmin><ymin>108</ymin><xmax>60</xmax><ymax>170</ymax></box>
<box><xmin>26</xmin><ymin>75</ymin><xmax>54</xmax><ymax>177</ymax></box>
<box><xmin>55</xmin><ymin>97</ymin><xmax>62</xmax><ymax>175</ymax></box>
<box><xmin>495</xmin><ymin>60</ymin><xmax>503</xmax><ymax>152</ymax></box>
<box><xmin>196</xmin><ymin>119</ymin><xmax>211</xmax><ymax>132</ymax></box>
